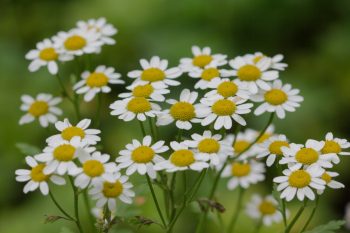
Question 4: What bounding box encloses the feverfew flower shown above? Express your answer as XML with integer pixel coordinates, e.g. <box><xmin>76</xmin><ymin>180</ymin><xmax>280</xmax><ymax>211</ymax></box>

<box><xmin>205</xmin><ymin>78</ymin><xmax>250</xmax><ymax>100</ymax></box>
<box><xmin>156</xmin><ymin>89</ymin><xmax>204</xmax><ymax>130</ymax></box>
<box><xmin>116</xmin><ymin>136</ymin><xmax>168</xmax><ymax>179</ymax></box>
<box><xmin>46</xmin><ymin>118</ymin><xmax>101</xmax><ymax>145</ymax></box>
<box><xmin>154</xmin><ymin>141</ymin><xmax>209</xmax><ymax>172</ymax></box>
<box><xmin>222</xmin><ymin>161</ymin><xmax>265</xmax><ymax>190</ymax></box>
<box><xmin>25</xmin><ymin>38</ymin><xmax>72</xmax><ymax>75</ymax></box>
<box><xmin>273</xmin><ymin>165</ymin><xmax>326</xmax><ymax>201</ymax></box>
<box><xmin>258</xmin><ymin>134</ymin><xmax>290</xmax><ymax>167</ymax></box>
<box><xmin>318</xmin><ymin>171</ymin><xmax>344</xmax><ymax>194</ymax></box>
<box><xmin>244</xmin><ymin>52</ymin><xmax>288</xmax><ymax>71</ymax></box>
<box><xmin>321</xmin><ymin>132</ymin><xmax>350</xmax><ymax>161</ymax></box>
<box><xmin>119</xmin><ymin>82</ymin><xmax>169</xmax><ymax>102</ymax></box>
<box><xmin>127</xmin><ymin>56</ymin><xmax>182</xmax><ymax>87</ymax></box>
<box><xmin>188</xmin><ymin>65</ymin><xmax>225</xmax><ymax>89</ymax></box>
<box><xmin>15</xmin><ymin>156</ymin><xmax>65</xmax><ymax>195</ymax></box>
<box><xmin>89</xmin><ymin>172</ymin><xmax>134</xmax><ymax>211</ymax></box>
<box><xmin>180</xmin><ymin>46</ymin><xmax>227</xmax><ymax>72</ymax></box>
<box><xmin>19</xmin><ymin>93</ymin><xmax>62</xmax><ymax>128</ymax></box>
<box><xmin>251</xmin><ymin>80</ymin><xmax>303</xmax><ymax>119</ymax></box>
<box><xmin>74</xmin><ymin>65</ymin><xmax>124</xmax><ymax>102</ymax></box>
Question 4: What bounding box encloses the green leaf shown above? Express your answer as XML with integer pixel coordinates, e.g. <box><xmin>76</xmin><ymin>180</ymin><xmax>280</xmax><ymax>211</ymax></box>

<box><xmin>303</xmin><ymin>220</ymin><xmax>346</xmax><ymax>233</ymax></box>
<box><xmin>16</xmin><ymin>143</ymin><xmax>41</xmax><ymax>155</ymax></box>
<box><xmin>59</xmin><ymin>227</ymin><xmax>74</xmax><ymax>233</ymax></box>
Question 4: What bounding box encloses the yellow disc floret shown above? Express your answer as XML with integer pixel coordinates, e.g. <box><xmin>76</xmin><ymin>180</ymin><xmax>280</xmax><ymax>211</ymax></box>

<box><xmin>83</xmin><ymin>160</ymin><xmax>104</xmax><ymax>177</ymax></box>
<box><xmin>192</xmin><ymin>55</ymin><xmax>212</xmax><ymax>68</ymax></box>
<box><xmin>102</xmin><ymin>181</ymin><xmax>123</xmax><ymax>198</ymax></box>
<box><xmin>64</xmin><ymin>35</ymin><xmax>87</xmax><ymax>51</ymax></box>
<box><xmin>231</xmin><ymin>163</ymin><xmax>251</xmax><ymax>177</ymax></box>
<box><xmin>237</xmin><ymin>65</ymin><xmax>261</xmax><ymax>81</ymax></box>
<box><xmin>257</xmin><ymin>133</ymin><xmax>271</xmax><ymax>143</ymax></box>
<box><xmin>170</xmin><ymin>102</ymin><xmax>196</xmax><ymax>121</ymax></box>
<box><xmin>269</xmin><ymin>141</ymin><xmax>289</xmax><ymax>155</ymax></box>
<box><xmin>253</xmin><ymin>55</ymin><xmax>264</xmax><ymax>64</ymax></box>
<box><xmin>132</xmin><ymin>84</ymin><xmax>154</xmax><ymax>98</ymax></box>
<box><xmin>295</xmin><ymin>148</ymin><xmax>319</xmax><ymax>165</ymax></box>
<box><xmin>233</xmin><ymin>140</ymin><xmax>250</xmax><ymax>154</ymax></box>
<box><xmin>321</xmin><ymin>172</ymin><xmax>332</xmax><ymax>184</ymax></box>
<box><xmin>264</xmin><ymin>89</ymin><xmax>288</xmax><ymax>105</ymax></box>
<box><xmin>288</xmin><ymin>170</ymin><xmax>311</xmax><ymax>188</ymax></box>
<box><xmin>198</xmin><ymin>138</ymin><xmax>220</xmax><ymax>153</ymax></box>
<box><xmin>86</xmin><ymin>72</ymin><xmax>109</xmax><ymax>88</ymax></box>
<box><xmin>201</xmin><ymin>68</ymin><xmax>220</xmax><ymax>81</ymax></box>
<box><xmin>61</xmin><ymin>126</ymin><xmax>85</xmax><ymax>141</ymax></box>
<box><xmin>141</xmin><ymin>68</ymin><xmax>165</xmax><ymax>82</ymax></box>
<box><xmin>170</xmin><ymin>149</ymin><xmax>195</xmax><ymax>167</ymax></box>
<box><xmin>53</xmin><ymin>144</ymin><xmax>76</xmax><ymax>161</ymax></box>
<box><xmin>321</xmin><ymin>141</ymin><xmax>341</xmax><ymax>154</ymax></box>
<box><xmin>212</xmin><ymin>99</ymin><xmax>236</xmax><ymax>116</ymax></box>
<box><xmin>29</xmin><ymin>101</ymin><xmax>49</xmax><ymax>117</ymax></box>
<box><xmin>30</xmin><ymin>164</ymin><xmax>50</xmax><ymax>182</ymax></box>
<box><xmin>39</xmin><ymin>48</ymin><xmax>58</xmax><ymax>61</ymax></box>
<box><xmin>131</xmin><ymin>146</ymin><xmax>155</xmax><ymax>163</ymax></box>
<box><xmin>259</xmin><ymin>200</ymin><xmax>276</xmax><ymax>215</ymax></box>
<box><xmin>127</xmin><ymin>97</ymin><xmax>151</xmax><ymax>113</ymax></box>
<box><xmin>217</xmin><ymin>81</ymin><xmax>238</xmax><ymax>98</ymax></box>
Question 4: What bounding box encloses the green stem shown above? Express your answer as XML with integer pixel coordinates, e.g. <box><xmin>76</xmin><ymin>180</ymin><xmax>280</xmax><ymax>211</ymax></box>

<box><xmin>281</xmin><ymin>199</ymin><xmax>287</xmax><ymax>227</ymax></box>
<box><xmin>48</xmin><ymin>191</ymin><xmax>75</xmax><ymax>221</ymax></box>
<box><xmin>69</xmin><ymin>177</ymin><xmax>84</xmax><ymax>233</ymax></box>
<box><xmin>56</xmin><ymin>73</ymin><xmax>80</xmax><ymax>120</ymax></box>
<box><xmin>253</xmin><ymin>218</ymin><xmax>263</xmax><ymax>233</ymax></box>
<box><xmin>148</xmin><ymin>117</ymin><xmax>156</xmax><ymax>139</ymax></box>
<box><xmin>83</xmin><ymin>190</ymin><xmax>96</xmax><ymax>232</ymax></box>
<box><xmin>139</xmin><ymin>121</ymin><xmax>146</xmax><ymax>137</ymax></box>
<box><xmin>227</xmin><ymin>187</ymin><xmax>245</xmax><ymax>233</ymax></box>
<box><xmin>95</xmin><ymin>93</ymin><xmax>102</xmax><ymax>128</ymax></box>
<box><xmin>300</xmin><ymin>197</ymin><xmax>319</xmax><ymax>232</ymax></box>
<box><xmin>169</xmin><ymin>173</ymin><xmax>177</xmax><ymax>220</ymax></box>
<box><xmin>176</xmin><ymin>129</ymin><xmax>183</xmax><ymax>141</ymax></box>
<box><xmin>284</xmin><ymin>200</ymin><xmax>308</xmax><ymax>233</ymax></box>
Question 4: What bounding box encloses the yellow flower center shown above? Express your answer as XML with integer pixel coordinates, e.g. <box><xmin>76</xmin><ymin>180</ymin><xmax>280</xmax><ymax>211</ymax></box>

<box><xmin>102</xmin><ymin>181</ymin><xmax>123</xmax><ymax>198</ymax></box>
<box><xmin>64</xmin><ymin>35</ymin><xmax>87</xmax><ymax>51</ymax></box>
<box><xmin>131</xmin><ymin>146</ymin><xmax>155</xmax><ymax>163</ymax></box>
<box><xmin>217</xmin><ymin>81</ymin><xmax>238</xmax><ymax>98</ymax></box>
<box><xmin>83</xmin><ymin>160</ymin><xmax>105</xmax><ymax>177</ymax></box>
<box><xmin>201</xmin><ymin>68</ymin><xmax>220</xmax><ymax>81</ymax></box>
<box><xmin>264</xmin><ymin>89</ymin><xmax>288</xmax><ymax>105</ymax></box>
<box><xmin>321</xmin><ymin>172</ymin><xmax>332</xmax><ymax>184</ymax></box>
<box><xmin>53</xmin><ymin>144</ymin><xmax>76</xmax><ymax>161</ymax></box>
<box><xmin>39</xmin><ymin>48</ymin><xmax>58</xmax><ymax>61</ymax></box>
<box><xmin>170</xmin><ymin>102</ymin><xmax>196</xmax><ymax>121</ymax></box>
<box><xmin>61</xmin><ymin>126</ymin><xmax>85</xmax><ymax>141</ymax></box>
<box><xmin>231</xmin><ymin>163</ymin><xmax>251</xmax><ymax>177</ymax></box>
<box><xmin>28</xmin><ymin>101</ymin><xmax>49</xmax><ymax>117</ymax></box>
<box><xmin>233</xmin><ymin>140</ymin><xmax>250</xmax><ymax>154</ymax></box>
<box><xmin>295</xmin><ymin>148</ymin><xmax>319</xmax><ymax>165</ymax></box>
<box><xmin>212</xmin><ymin>99</ymin><xmax>236</xmax><ymax>116</ymax></box>
<box><xmin>192</xmin><ymin>55</ymin><xmax>213</xmax><ymax>68</ymax></box>
<box><xmin>321</xmin><ymin>140</ymin><xmax>341</xmax><ymax>154</ymax></box>
<box><xmin>237</xmin><ymin>65</ymin><xmax>261</xmax><ymax>81</ymax></box>
<box><xmin>170</xmin><ymin>149</ymin><xmax>195</xmax><ymax>167</ymax></box>
<box><xmin>198</xmin><ymin>138</ymin><xmax>220</xmax><ymax>153</ymax></box>
<box><xmin>86</xmin><ymin>72</ymin><xmax>109</xmax><ymax>88</ymax></box>
<box><xmin>253</xmin><ymin>55</ymin><xmax>264</xmax><ymax>64</ymax></box>
<box><xmin>132</xmin><ymin>84</ymin><xmax>154</xmax><ymax>98</ymax></box>
<box><xmin>30</xmin><ymin>164</ymin><xmax>50</xmax><ymax>182</ymax></box>
<box><xmin>141</xmin><ymin>68</ymin><xmax>165</xmax><ymax>82</ymax></box>
<box><xmin>259</xmin><ymin>200</ymin><xmax>276</xmax><ymax>215</ymax></box>
<box><xmin>269</xmin><ymin>141</ymin><xmax>289</xmax><ymax>155</ymax></box>
<box><xmin>288</xmin><ymin>170</ymin><xmax>311</xmax><ymax>188</ymax></box>
<box><xmin>126</xmin><ymin>97</ymin><xmax>152</xmax><ymax>113</ymax></box>
<box><xmin>257</xmin><ymin>133</ymin><xmax>271</xmax><ymax>143</ymax></box>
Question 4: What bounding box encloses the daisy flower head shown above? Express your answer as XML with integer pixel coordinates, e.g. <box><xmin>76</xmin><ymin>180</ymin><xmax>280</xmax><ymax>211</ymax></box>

<box><xmin>321</xmin><ymin>132</ymin><xmax>350</xmax><ymax>159</ymax></box>
<box><xmin>74</xmin><ymin>65</ymin><xmax>124</xmax><ymax>102</ymax></box>
<box><xmin>156</xmin><ymin>89</ymin><xmax>204</xmax><ymax>130</ymax></box>
<box><xmin>257</xmin><ymin>134</ymin><xmax>290</xmax><ymax>167</ymax></box>
<box><xmin>280</xmin><ymin>139</ymin><xmax>338</xmax><ymax>170</ymax></box>
<box><xmin>246</xmin><ymin>194</ymin><xmax>286</xmax><ymax>226</ymax></box>
<box><xmin>118</xmin><ymin>82</ymin><xmax>170</xmax><ymax>102</ymax></box>
<box><xmin>127</xmin><ymin>56</ymin><xmax>182</xmax><ymax>87</ymax></box>
<box><xmin>25</xmin><ymin>38</ymin><xmax>73</xmax><ymax>75</ymax></box>
<box><xmin>205</xmin><ymin>78</ymin><xmax>251</xmax><ymax>100</ymax></box>
<box><xmin>72</xmin><ymin>150</ymin><xmax>118</xmax><ymax>189</ymax></box>
<box><xmin>223</xmin><ymin>55</ymin><xmax>278</xmax><ymax>94</ymax></box>
<box><xmin>251</xmin><ymin>80</ymin><xmax>303</xmax><ymax>119</ymax></box>
<box><xmin>15</xmin><ymin>156</ymin><xmax>66</xmax><ymax>195</ymax></box>
<box><xmin>19</xmin><ymin>93</ymin><xmax>62</xmax><ymax>128</ymax></box>
<box><xmin>244</xmin><ymin>52</ymin><xmax>288</xmax><ymax>71</ymax></box>
<box><xmin>317</xmin><ymin>171</ymin><xmax>344</xmax><ymax>194</ymax></box>
<box><xmin>116</xmin><ymin>135</ymin><xmax>169</xmax><ymax>179</ymax></box>
<box><xmin>35</xmin><ymin>136</ymin><xmax>95</xmax><ymax>175</ymax></box>
<box><xmin>200</xmin><ymin>96</ymin><xmax>253</xmax><ymax>130</ymax></box>
<box><xmin>76</xmin><ymin>17</ymin><xmax>117</xmax><ymax>45</ymax></box>
<box><xmin>222</xmin><ymin>160</ymin><xmax>265</xmax><ymax>190</ymax></box>
<box><xmin>180</xmin><ymin>45</ymin><xmax>227</xmax><ymax>72</ymax></box>
<box><xmin>273</xmin><ymin>165</ymin><xmax>326</xmax><ymax>201</ymax></box>
<box><xmin>154</xmin><ymin>141</ymin><xmax>209</xmax><ymax>173</ymax></box>
<box><xmin>46</xmin><ymin>118</ymin><xmax>101</xmax><ymax>145</ymax></box>
<box><xmin>110</xmin><ymin>96</ymin><xmax>161</xmax><ymax>122</ymax></box>
<box><xmin>184</xmin><ymin>130</ymin><xmax>233</xmax><ymax>166</ymax></box>
<box><xmin>188</xmin><ymin>64</ymin><xmax>225</xmax><ymax>90</ymax></box>
<box><xmin>89</xmin><ymin>172</ymin><xmax>134</xmax><ymax>211</ymax></box>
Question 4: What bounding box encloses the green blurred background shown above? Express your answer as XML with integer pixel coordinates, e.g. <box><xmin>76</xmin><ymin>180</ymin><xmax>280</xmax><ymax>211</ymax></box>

<box><xmin>1</xmin><ymin>0</ymin><xmax>350</xmax><ymax>232</ymax></box>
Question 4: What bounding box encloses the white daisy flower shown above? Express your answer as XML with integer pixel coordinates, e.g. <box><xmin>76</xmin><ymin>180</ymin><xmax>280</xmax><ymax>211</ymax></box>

<box><xmin>76</xmin><ymin>17</ymin><xmax>117</xmax><ymax>45</ymax></box>
<box><xmin>53</xmin><ymin>29</ymin><xmax>102</xmax><ymax>56</ymax></box>
<box><xmin>156</xmin><ymin>89</ymin><xmax>205</xmax><ymax>130</ymax></box>
<box><xmin>184</xmin><ymin>130</ymin><xmax>233</xmax><ymax>166</ymax></box>
<box><xmin>244</xmin><ymin>52</ymin><xmax>288</xmax><ymax>71</ymax></box>
<box><xmin>245</xmin><ymin>125</ymin><xmax>275</xmax><ymax>145</ymax></box>
<box><xmin>280</xmin><ymin>140</ymin><xmax>337</xmax><ymax>170</ymax></box>
<box><xmin>110</xmin><ymin>96</ymin><xmax>161</xmax><ymax>122</ymax></box>
<box><xmin>116</xmin><ymin>135</ymin><xmax>168</xmax><ymax>179</ymax></box>
<box><xmin>74</xmin><ymin>65</ymin><xmax>124</xmax><ymax>102</ymax></box>
<box><xmin>188</xmin><ymin>65</ymin><xmax>225</xmax><ymax>89</ymax></box>
<box><xmin>222</xmin><ymin>161</ymin><xmax>265</xmax><ymax>190</ymax></box>
<box><xmin>257</xmin><ymin>134</ymin><xmax>290</xmax><ymax>167</ymax></box>
<box><xmin>200</xmin><ymin>96</ymin><xmax>253</xmax><ymax>130</ymax></box>
<box><xmin>154</xmin><ymin>141</ymin><xmax>209</xmax><ymax>172</ymax></box>
<box><xmin>205</xmin><ymin>77</ymin><xmax>250</xmax><ymax>100</ymax></box>
<box><xmin>25</xmin><ymin>38</ymin><xmax>73</xmax><ymax>75</ymax></box>
<box><xmin>180</xmin><ymin>45</ymin><xmax>227</xmax><ymax>72</ymax></box>
<box><xmin>19</xmin><ymin>93</ymin><xmax>62</xmax><ymax>128</ymax></box>
<box><xmin>15</xmin><ymin>156</ymin><xmax>66</xmax><ymax>195</ymax></box>
<box><xmin>321</xmin><ymin>132</ymin><xmax>350</xmax><ymax>161</ymax></box>
<box><xmin>89</xmin><ymin>172</ymin><xmax>135</xmax><ymax>211</ymax></box>
<box><xmin>317</xmin><ymin>171</ymin><xmax>344</xmax><ymax>194</ymax></box>
<box><xmin>46</xmin><ymin>118</ymin><xmax>101</xmax><ymax>145</ymax></box>
<box><xmin>246</xmin><ymin>194</ymin><xmax>286</xmax><ymax>226</ymax></box>
<box><xmin>127</xmin><ymin>56</ymin><xmax>182</xmax><ymax>87</ymax></box>
<box><xmin>35</xmin><ymin>137</ymin><xmax>95</xmax><ymax>175</ymax></box>
<box><xmin>223</xmin><ymin>56</ymin><xmax>278</xmax><ymax>94</ymax></box>
<box><xmin>118</xmin><ymin>82</ymin><xmax>170</xmax><ymax>102</ymax></box>
<box><xmin>251</xmin><ymin>80</ymin><xmax>303</xmax><ymax>119</ymax></box>
<box><xmin>273</xmin><ymin>165</ymin><xmax>326</xmax><ymax>201</ymax></box>
<box><xmin>72</xmin><ymin>151</ymin><xmax>118</xmax><ymax>189</ymax></box>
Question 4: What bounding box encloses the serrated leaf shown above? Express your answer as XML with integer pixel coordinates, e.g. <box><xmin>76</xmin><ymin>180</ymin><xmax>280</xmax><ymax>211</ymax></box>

<box><xmin>303</xmin><ymin>220</ymin><xmax>346</xmax><ymax>233</ymax></box>
<box><xmin>16</xmin><ymin>143</ymin><xmax>41</xmax><ymax>155</ymax></box>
